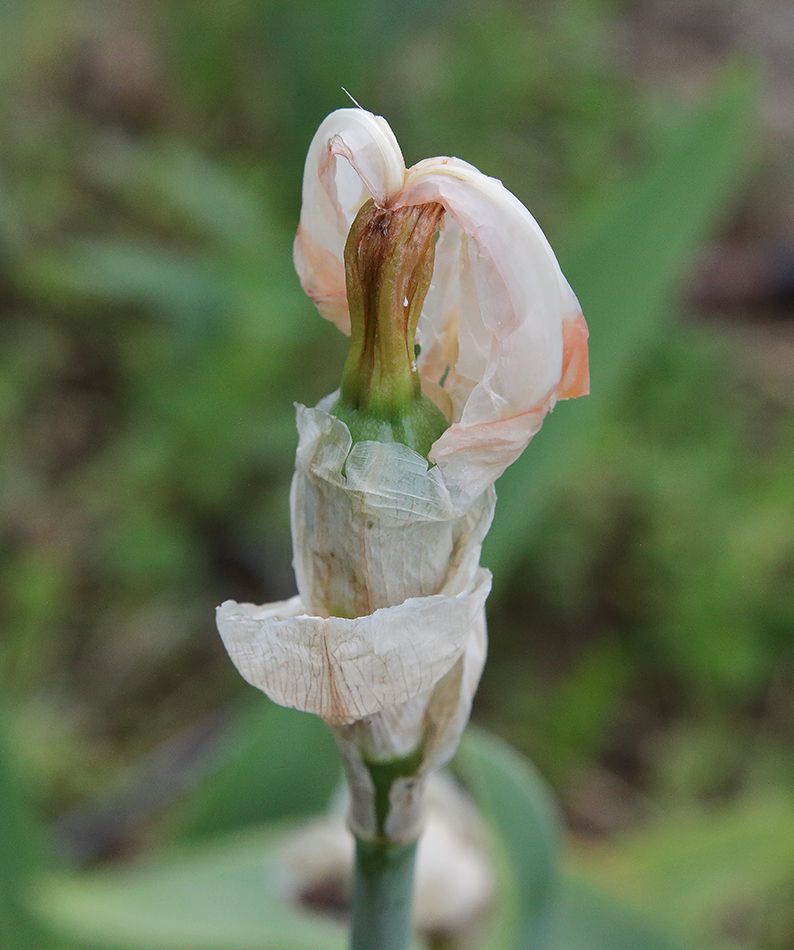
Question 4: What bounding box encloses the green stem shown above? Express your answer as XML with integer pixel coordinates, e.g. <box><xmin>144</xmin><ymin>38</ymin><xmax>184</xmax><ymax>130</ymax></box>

<box><xmin>350</xmin><ymin>836</ymin><xmax>418</xmax><ymax>950</ymax></box>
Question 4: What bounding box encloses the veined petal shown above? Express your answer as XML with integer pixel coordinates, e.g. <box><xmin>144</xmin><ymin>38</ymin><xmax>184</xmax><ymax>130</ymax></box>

<box><xmin>293</xmin><ymin>108</ymin><xmax>406</xmax><ymax>333</ymax></box>
<box><xmin>397</xmin><ymin>156</ymin><xmax>588</xmax><ymax>501</ymax></box>
<box><xmin>329</xmin><ymin>611</ymin><xmax>487</xmax><ymax>841</ymax></box>
<box><xmin>292</xmin><ymin>107</ymin><xmax>588</xmax><ymax>505</ymax></box>
<box><xmin>216</xmin><ymin>568</ymin><xmax>492</xmax><ymax>725</ymax></box>
<box><xmin>402</xmin><ymin>157</ymin><xmax>570</xmax><ymax>413</ymax></box>
<box><xmin>429</xmin><ymin>404</ymin><xmax>548</xmax><ymax>509</ymax></box>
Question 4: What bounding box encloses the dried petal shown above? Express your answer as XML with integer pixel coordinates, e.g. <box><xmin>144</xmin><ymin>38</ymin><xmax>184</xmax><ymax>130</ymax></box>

<box><xmin>397</xmin><ymin>157</ymin><xmax>589</xmax><ymax>503</ymax></box>
<box><xmin>216</xmin><ymin>567</ymin><xmax>491</xmax><ymax>725</ymax></box>
<box><xmin>291</xmin><ymin>401</ymin><xmax>496</xmax><ymax>615</ymax></box>
<box><xmin>218</xmin><ymin>110</ymin><xmax>589</xmax><ymax>837</ymax></box>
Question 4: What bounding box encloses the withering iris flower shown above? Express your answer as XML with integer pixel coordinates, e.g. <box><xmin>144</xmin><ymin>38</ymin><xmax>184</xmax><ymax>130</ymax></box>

<box><xmin>217</xmin><ymin>108</ymin><xmax>589</xmax><ymax>841</ymax></box>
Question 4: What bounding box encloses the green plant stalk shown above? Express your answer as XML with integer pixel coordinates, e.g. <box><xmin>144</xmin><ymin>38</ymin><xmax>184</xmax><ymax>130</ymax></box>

<box><xmin>346</xmin><ymin>751</ymin><xmax>425</xmax><ymax>949</ymax></box>
<box><xmin>350</xmin><ymin>835</ymin><xmax>418</xmax><ymax>950</ymax></box>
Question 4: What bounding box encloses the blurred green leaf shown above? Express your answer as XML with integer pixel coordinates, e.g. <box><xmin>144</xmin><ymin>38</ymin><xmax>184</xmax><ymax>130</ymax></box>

<box><xmin>177</xmin><ymin>700</ymin><xmax>341</xmax><ymax>841</ymax></box>
<box><xmin>26</xmin><ymin>240</ymin><xmax>228</xmax><ymax>340</ymax></box>
<box><xmin>544</xmin><ymin>639</ymin><xmax>631</xmax><ymax>777</ymax></box>
<box><xmin>456</xmin><ymin>728</ymin><xmax>562</xmax><ymax>950</ymax></box>
<box><xmin>486</xmin><ymin>65</ymin><xmax>758</xmax><ymax>588</ymax></box>
<box><xmin>0</xmin><ymin>704</ymin><xmax>55</xmax><ymax>949</ymax></box>
<box><xmin>35</xmin><ymin>727</ymin><xmax>691</xmax><ymax>950</ymax></box>
<box><xmin>34</xmin><ymin>825</ymin><xmax>349</xmax><ymax>950</ymax></box>
<box><xmin>576</xmin><ymin>791</ymin><xmax>794</xmax><ymax>946</ymax></box>
<box><xmin>116</xmin><ymin>145</ymin><xmax>272</xmax><ymax>249</ymax></box>
<box><xmin>457</xmin><ymin>729</ymin><xmax>691</xmax><ymax>950</ymax></box>
<box><xmin>554</xmin><ymin>877</ymin><xmax>690</xmax><ymax>950</ymax></box>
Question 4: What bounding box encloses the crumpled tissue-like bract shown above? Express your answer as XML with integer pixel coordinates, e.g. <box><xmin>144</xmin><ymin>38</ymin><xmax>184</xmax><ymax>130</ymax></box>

<box><xmin>217</xmin><ymin>398</ymin><xmax>494</xmax><ymax>760</ymax></box>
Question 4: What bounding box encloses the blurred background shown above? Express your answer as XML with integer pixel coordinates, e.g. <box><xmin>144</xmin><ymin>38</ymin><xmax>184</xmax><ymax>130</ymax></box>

<box><xmin>2</xmin><ymin>0</ymin><xmax>794</xmax><ymax>947</ymax></box>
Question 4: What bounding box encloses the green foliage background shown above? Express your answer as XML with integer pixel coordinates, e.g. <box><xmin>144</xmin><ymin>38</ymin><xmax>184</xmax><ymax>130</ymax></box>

<box><xmin>0</xmin><ymin>0</ymin><xmax>792</xmax><ymax>948</ymax></box>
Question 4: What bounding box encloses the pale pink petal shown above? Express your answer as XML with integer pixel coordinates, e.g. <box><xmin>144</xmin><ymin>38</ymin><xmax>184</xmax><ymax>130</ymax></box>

<box><xmin>402</xmin><ymin>157</ymin><xmax>569</xmax><ymax>412</ymax></box>
<box><xmin>395</xmin><ymin>156</ymin><xmax>586</xmax><ymax>498</ymax></box>
<box><xmin>558</xmin><ymin>309</ymin><xmax>590</xmax><ymax>399</ymax></box>
<box><xmin>430</xmin><ymin>406</ymin><xmax>548</xmax><ymax>509</ymax></box>
<box><xmin>293</xmin><ymin>108</ymin><xmax>406</xmax><ymax>333</ymax></box>
<box><xmin>293</xmin><ymin>109</ymin><xmax>588</xmax><ymax>503</ymax></box>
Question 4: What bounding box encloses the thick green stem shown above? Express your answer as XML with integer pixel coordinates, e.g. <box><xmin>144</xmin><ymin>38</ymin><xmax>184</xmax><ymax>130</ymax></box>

<box><xmin>350</xmin><ymin>836</ymin><xmax>418</xmax><ymax>950</ymax></box>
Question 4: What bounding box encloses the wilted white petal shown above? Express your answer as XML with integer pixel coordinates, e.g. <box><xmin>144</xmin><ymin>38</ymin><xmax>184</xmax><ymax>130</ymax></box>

<box><xmin>290</xmin><ymin>402</ymin><xmax>496</xmax><ymax>616</ymax></box>
<box><xmin>421</xmin><ymin>601</ymin><xmax>487</xmax><ymax>774</ymax></box>
<box><xmin>403</xmin><ymin>157</ymin><xmax>567</xmax><ymax>409</ymax></box>
<box><xmin>329</xmin><ymin>603</ymin><xmax>487</xmax><ymax>840</ymax></box>
<box><xmin>291</xmin><ymin>108</ymin><xmax>589</xmax><ymax>506</ymax></box>
<box><xmin>429</xmin><ymin>305</ymin><xmax>589</xmax><ymax>509</ymax></box>
<box><xmin>429</xmin><ymin>405</ymin><xmax>549</xmax><ymax>510</ymax></box>
<box><xmin>217</xmin><ymin>110</ymin><xmax>591</xmax><ymax>848</ymax></box>
<box><xmin>216</xmin><ymin>567</ymin><xmax>491</xmax><ymax>725</ymax></box>
<box><xmin>391</xmin><ymin>157</ymin><xmax>588</xmax><ymax>503</ymax></box>
<box><xmin>293</xmin><ymin>108</ymin><xmax>406</xmax><ymax>332</ymax></box>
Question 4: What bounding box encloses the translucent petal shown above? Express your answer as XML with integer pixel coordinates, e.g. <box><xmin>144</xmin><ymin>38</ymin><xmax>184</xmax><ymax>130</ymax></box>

<box><xmin>290</xmin><ymin>401</ymin><xmax>496</xmax><ymax>616</ymax></box>
<box><xmin>402</xmin><ymin>157</ymin><xmax>568</xmax><ymax>413</ymax></box>
<box><xmin>329</xmin><ymin>614</ymin><xmax>487</xmax><ymax>841</ymax></box>
<box><xmin>397</xmin><ymin>156</ymin><xmax>588</xmax><ymax>501</ymax></box>
<box><xmin>293</xmin><ymin>108</ymin><xmax>406</xmax><ymax>332</ymax></box>
<box><xmin>292</xmin><ymin>109</ymin><xmax>588</xmax><ymax>502</ymax></box>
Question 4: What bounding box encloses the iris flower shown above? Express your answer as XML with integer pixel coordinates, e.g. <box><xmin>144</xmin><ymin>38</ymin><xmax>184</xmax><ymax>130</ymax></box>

<box><xmin>217</xmin><ymin>108</ymin><xmax>588</xmax><ymax>842</ymax></box>
<box><xmin>294</xmin><ymin>108</ymin><xmax>589</xmax><ymax>509</ymax></box>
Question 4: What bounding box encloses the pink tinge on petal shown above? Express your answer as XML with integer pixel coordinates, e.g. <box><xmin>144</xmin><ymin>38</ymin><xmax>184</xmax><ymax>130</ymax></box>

<box><xmin>293</xmin><ymin>224</ymin><xmax>351</xmax><ymax>334</ymax></box>
<box><xmin>293</xmin><ymin>108</ymin><xmax>590</xmax><ymax>503</ymax></box>
<box><xmin>557</xmin><ymin>311</ymin><xmax>590</xmax><ymax>400</ymax></box>
<box><xmin>401</xmin><ymin>158</ymin><xmax>569</xmax><ymax>417</ymax></box>
<box><xmin>429</xmin><ymin>403</ymin><xmax>550</xmax><ymax>509</ymax></box>
<box><xmin>294</xmin><ymin>109</ymin><xmax>406</xmax><ymax>331</ymax></box>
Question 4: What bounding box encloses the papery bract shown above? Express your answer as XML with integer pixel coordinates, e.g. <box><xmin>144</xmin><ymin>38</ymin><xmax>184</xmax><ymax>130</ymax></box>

<box><xmin>218</xmin><ymin>399</ymin><xmax>494</xmax><ymax>724</ymax></box>
<box><xmin>217</xmin><ymin>400</ymin><xmax>495</xmax><ymax>839</ymax></box>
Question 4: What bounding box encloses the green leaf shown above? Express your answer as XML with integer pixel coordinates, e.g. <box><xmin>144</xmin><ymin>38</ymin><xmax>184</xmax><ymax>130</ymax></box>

<box><xmin>176</xmin><ymin>700</ymin><xmax>341</xmax><ymax>841</ymax></box>
<box><xmin>457</xmin><ymin>729</ymin><xmax>692</xmax><ymax>950</ymax></box>
<box><xmin>455</xmin><ymin>728</ymin><xmax>562</xmax><ymax>950</ymax></box>
<box><xmin>574</xmin><ymin>791</ymin><xmax>794</xmax><ymax>944</ymax></box>
<box><xmin>25</xmin><ymin>240</ymin><xmax>228</xmax><ymax>341</ymax></box>
<box><xmin>485</xmin><ymin>65</ymin><xmax>758</xmax><ymax>588</ymax></box>
<box><xmin>32</xmin><ymin>726</ymin><xmax>693</xmax><ymax>950</ymax></box>
<box><xmin>0</xmin><ymin>704</ymin><xmax>55</xmax><ymax>950</ymax></box>
<box><xmin>33</xmin><ymin>825</ymin><xmax>349</xmax><ymax>950</ymax></box>
<box><xmin>118</xmin><ymin>145</ymin><xmax>272</xmax><ymax>250</ymax></box>
<box><xmin>554</xmin><ymin>877</ymin><xmax>689</xmax><ymax>950</ymax></box>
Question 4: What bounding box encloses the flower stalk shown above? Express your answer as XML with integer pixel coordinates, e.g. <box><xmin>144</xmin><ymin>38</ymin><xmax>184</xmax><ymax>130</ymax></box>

<box><xmin>351</xmin><ymin>836</ymin><xmax>418</xmax><ymax>950</ymax></box>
